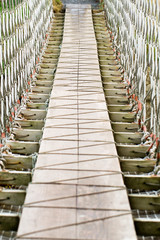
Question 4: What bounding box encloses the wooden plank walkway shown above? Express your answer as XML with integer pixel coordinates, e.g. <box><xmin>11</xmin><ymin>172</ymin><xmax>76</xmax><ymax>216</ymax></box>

<box><xmin>17</xmin><ymin>5</ymin><xmax>137</xmax><ymax>240</ymax></box>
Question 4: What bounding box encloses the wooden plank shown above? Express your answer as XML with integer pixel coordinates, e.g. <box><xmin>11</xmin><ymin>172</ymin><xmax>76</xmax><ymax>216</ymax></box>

<box><xmin>41</xmin><ymin>58</ymin><xmax>58</xmax><ymax>64</ymax></box>
<box><xmin>20</xmin><ymin>109</ymin><xmax>46</xmax><ymax>120</ymax></box>
<box><xmin>104</xmin><ymin>89</ymin><xmax>127</xmax><ymax>96</ymax></box>
<box><xmin>0</xmin><ymin>189</ymin><xmax>26</xmax><ymax>205</ymax></box>
<box><xmin>48</xmin><ymin>37</ymin><xmax>62</xmax><ymax>41</ymax></box>
<box><xmin>99</xmin><ymin>59</ymin><xmax>119</xmax><ymax>65</ymax></box>
<box><xmin>39</xmin><ymin>68</ymin><xmax>55</xmax><ymax>74</ymax></box>
<box><xmin>101</xmin><ymin>70</ymin><xmax>121</xmax><ymax>76</ymax></box>
<box><xmin>102</xmin><ymin>76</ymin><xmax>122</xmax><ymax>82</ymax></box>
<box><xmin>117</xmin><ymin>144</ymin><xmax>149</xmax><ymax>157</ymax></box>
<box><xmin>114</xmin><ymin>132</ymin><xmax>143</xmax><ymax>144</ymax></box>
<box><xmin>17</xmin><ymin>207</ymin><xmax>77</xmax><ymax>239</ymax></box>
<box><xmin>39</xmin><ymin>63</ymin><xmax>57</xmax><ymax>69</ymax></box>
<box><xmin>120</xmin><ymin>158</ymin><xmax>156</xmax><ymax>173</ymax></box>
<box><xmin>12</xmin><ymin>129</ymin><xmax>42</xmax><ymax>142</ymax></box>
<box><xmin>100</xmin><ymin>64</ymin><xmax>121</xmax><ymax>71</ymax></box>
<box><xmin>98</xmin><ymin>50</ymin><xmax>115</xmax><ymax>55</ymax></box>
<box><xmin>106</xmin><ymin>96</ymin><xmax>129</xmax><ymax>105</ymax></box>
<box><xmin>129</xmin><ymin>194</ymin><xmax>160</xmax><ymax>211</ymax></box>
<box><xmin>109</xmin><ymin>112</ymin><xmax>136</xmax><ymax>123</ymax></box>
<box><xmin>99</xmin><ymin>59</ymin><xmax>118</xmax><ymax>65</ymax></box>
<box><xmin>124</xmin><ymin>174</ymin><xmax>160</xmax><ymax>191</ymax></box>
<box><xmin>28</xmin><ymin>93</ymin><xmax>50</xmax><ymax>102</ymax></box>
<box><xmin>47</xmin><ymin>40</ymin><xmax>61</xmax><ymax>45</ymax></box>
<box><xmin>43</xmin><ymin>53</ymin><xmax>60</xmax><ymax>59</ymax></box>
<box><xmin>108</xmin><ymin>104</ymin><xmax>133</xmax><ymax>112</ymax></box>
<box><xmin>6</xmin><ymin>140</ymin><xmax>39</xmax><ymax>155</ymax></box>
<box><xmin>0</xmin><ymin>213</ymin><xmax>19</xmax><ymax>231</ymax></box>
<box><xmin>111</xmin><ymin>122</ymin><xmax>139</xmax><ymax>132</ymax></box>
<box><xmin>97</xmin><ymin>41</ymin><xmax>113</xmax><ymax>47</ymax></box>
<box><xmin>26</xmin><ymin>102</ymin><xmax>47</xmax><ymax>109</ymax></box>
<box><xmin>35</xmin><ymin>74</ymin><xmax>54</xmax><ymax>80</ymax></box>
<box><xmin>103</xmin><ymin>82</ymin><xmax>126</xmax><ymax>89</ymax></box>
<box><xmin>35</xmin><ymin>80</ymin><xmax>53</xmax><ymax>87</ymax></box>
<box><xmin>14</xmin><ymin>120</ymin><xmax>44</xmax><ymax>129</ymax></box>
<box><xmin>0</xmin><ymin>171</ymin><xmax>31</xmax><ymax>186</ymax></box>
<box><xmin>134</xmin><ymin>218</ymin><xmax>160</xmax><ymax>236</ymax></box>
<box><xmin>31</xmin><ymin>86</ymin><xmax>51</xmax><ymax>94</ymax></box>
<box><xmin>3</xmin><ymin>154</ymin><xmax>33</xmax><ymax>170</ymax></box>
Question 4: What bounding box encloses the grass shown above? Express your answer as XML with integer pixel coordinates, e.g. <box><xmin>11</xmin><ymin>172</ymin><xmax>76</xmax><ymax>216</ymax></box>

<box><xmin>52</xmin><ymin>0</ymin><xmax>63</xmax><ymax>12</ymax></box>
<box><xmin>0</xmin><ymin>0</ymin><xmax>16</xmax><ymax>12</ymax></box>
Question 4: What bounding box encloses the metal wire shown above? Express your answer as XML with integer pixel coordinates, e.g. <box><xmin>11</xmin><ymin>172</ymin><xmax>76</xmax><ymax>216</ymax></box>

<box><xmin>0</xmin><ymin>0</ymin><xmax>53</xmax><ymax>144</ymax></box>
<box><xmin>104</xmin><ymin>0</ymin><xmax>160</xmax><ymax>151</ymax></box>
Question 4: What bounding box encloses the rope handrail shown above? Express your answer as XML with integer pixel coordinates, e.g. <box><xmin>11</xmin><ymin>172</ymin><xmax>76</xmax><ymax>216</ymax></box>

<box><xmin>104</xmin><ymin>0</ymin><xmax>160</xmax><ymax>157</ymax></box>
<box><xmin>0</xmin><ymin>0</ymin><xmax>53</xmax><ymax>145</ymax></box>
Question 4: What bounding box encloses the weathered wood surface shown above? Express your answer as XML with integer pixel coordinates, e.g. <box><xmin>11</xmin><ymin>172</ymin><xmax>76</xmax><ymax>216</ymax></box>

<box><xmin>17</xmin><ymin>5</ymin><xmax>136</xmax><ymax>240</ymax></box>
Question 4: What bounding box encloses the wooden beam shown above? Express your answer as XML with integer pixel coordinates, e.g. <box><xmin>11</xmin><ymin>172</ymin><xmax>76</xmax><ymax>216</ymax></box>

<box><xmin>0</xmin><ymin>171</ymin><xmax>31</xmax><ymax>186</ymax></box>
<box><xmin>100</xmin><ymin>64</ymin><xmax>121</xmax><ymax>71</ymax></box>
<box><xmin>134</xmin><ymin>218</ymin><xmax>160</xmax><ymax>236</ymax></box>
<box><xmin>36</xmin><ymin>74</ymin><xmax>54</xmax><ymax>80</ymax></box>
<box><xmin>0</xmin><ymin>213</ymin><xmax>19</xmax><ymax>231</ymax></box>
<box><xmin>3</xmin><ymin>154</ymin><xmax>33</xmax><ymax>170</ymax></box>
<box><xmin>14</xmin><ymin>120</ymin><xmax>44</xmax><ymax>129</ymax></box>
<box><xmin>124</xmin><ymin>174</ymin><xmax>160</xmax><ymax>191</ymax></box>
<box><xmin>26</xmin><ymin>102</ymin><xmax>47</xmax><ymax>110</ymax></box>
<box><xmin>111</xmin><ymin>122</ymin><xmax>139</xmax><ymax>132</ymax></box>
<box><xmin>32</xmin><ymin>86</ymin><xmax>52</xmax><ymax>94</ymax></box>
<box><xmin>39</xmin><ymin>68</ymin><xmax>55</xmax><ymax>74</ymax></box>
<box><xmin>101</xmin><ymin>70</ymin><xmax>121</xmax><ymax>76</ymax></box>
<box><xmin>117</xmin><ymin>144</ymin><xmax>149</xmax><ymax>157</ymax></box>
<box><xmin>99</xmin><ymin>59</ymin><xmax>119</xmax><ymax>65</ymax></box>
<box><xmin>129</xmin><ymin>194</ymin><xmax>160</xmax><ymax>211</ymax></box>
<box><xmin>35</xmin><ymin>80</ymin><xmax>53</xmax><ymax>87</ymax></box>
<box><xmin>41</xmin><ymin>58</ymin><xmax>58</xmax><ymax>64</ymax></box>
<box><xmin>20</xmin><ymin>109</ymin><xmax>46</xmax><ymax>120</ymax></box>
<box><xmin>28</xmin><ymin>93</ymin><xmax>50</xmax><ymax>102</ymax></box>
<box><xmin>105</xmin><ymin>96</ymin><xmax>129</xmax><ymax>105</ymax></box>
<box><xmin>12</xmin><ymin>129</ymin><xmax>42</xmax><ymax>142</ymax></box>
<box><xmin>39</xmin><ymin>63</ymin><xmax>57</xmax><ymax>69</ymax></box>
<box><xmin>6</xmin><ymin>141</ymin><xmax>39</xmax><ymax>155</ymax></box>
<box><xmin>97</xmin><ymin>42</ymin><xmax>113</xmax><ymax>47</ymax></box>
<box><xmin>114</xmin><ymin>132</ymin><xmax>143</xmax><ymax>144</ymax></box>
<box><xmin>120</xmin><ymin>158</ymin><xmax>156</xmax><ymax>173</ymax></box>
<box><xmin>99</xmin><ymin>55</ymin><xmax>116</xmax><ymax>61</ymax></box>
<box><xmin>103</xmin><ymin>82</ymin><xmax>126</xmax><ymax>89</ymax></box>
<box><xmin>102</xmin><ymin>76</ymin><xmax>122</xmax><ymax>82</ymax></box>
<box><xmin>47</xmin><ymin>40</ymin><xmax>61</xmax><ymax>45</ymax></box>
<box><xmin>109</xmin><ymin>112</ymin><xmax>136</xmax><ymax>123</ymax></box>
<box><xmin>0</xmin><ymin>189</ymin><xmax>26</xmax><ymax>205</ymax></box>
<box><xmin>98</xmin><ymin>50</ymin><xmax>115</xmax><ymax>55</ymax></box>
<box><xmin>108</xmin><ymin>104</ymin><xmax>133</xmax><ymax>112</ymax></box>
<box><xmin>104</xmin><ymin>88</ymin><xmax>127</xmax><ymax>96</ymax></box>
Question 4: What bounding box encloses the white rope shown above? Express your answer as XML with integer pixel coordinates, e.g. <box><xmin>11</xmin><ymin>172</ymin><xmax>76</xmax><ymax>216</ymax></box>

<box><xmin>0</xmin><ymin>0</ymin><xmax>53</xmax><ymax>143</ymax></box>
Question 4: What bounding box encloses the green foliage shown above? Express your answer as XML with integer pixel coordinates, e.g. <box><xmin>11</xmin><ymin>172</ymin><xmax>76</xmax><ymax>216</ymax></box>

<box><xmin>0</xmin><ymin>2</ymin><xmax>2</xmax><ymax>12</ymax></box>
<box><xmin>55</xmin><ymin>0</ymin><xmax>62</xmax><ymax>4</ymax></box>
<box><xmin>0</xmin><ymin>0</ymin><xmax>16</xmax><ymax>12</ymax></box>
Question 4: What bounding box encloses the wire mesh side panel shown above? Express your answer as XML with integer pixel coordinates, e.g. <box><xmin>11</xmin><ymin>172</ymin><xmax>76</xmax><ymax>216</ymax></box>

<box><xmin>0</xmin><ymin>0</ymin><xmax>53</xmax><ymax>144</ymax></box>
<box><xmin>104</xmin><ymin>0</ymin><xmax>160</xmax><ymax>147</ymax></box>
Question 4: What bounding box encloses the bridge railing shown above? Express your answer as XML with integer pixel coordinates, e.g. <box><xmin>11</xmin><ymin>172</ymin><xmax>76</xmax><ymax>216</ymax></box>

<box><xmin>0</xmin><ymin>0</ymin><xmax>53</xmax><ymax>143</ymax></box>
<box><xmin>104</xmin><ymin>0</ymin><xmax>160</xmax><ymax>151</ymax></box>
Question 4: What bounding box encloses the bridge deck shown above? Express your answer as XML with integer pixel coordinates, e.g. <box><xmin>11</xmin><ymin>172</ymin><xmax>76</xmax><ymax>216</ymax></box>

<box><xmin>17</xmin><ymin>5</ymin><xmax>136</xmax><ymax>239</ymax></box>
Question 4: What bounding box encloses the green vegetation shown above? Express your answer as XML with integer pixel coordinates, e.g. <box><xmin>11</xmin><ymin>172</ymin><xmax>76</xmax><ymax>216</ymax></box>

<box><xmin>0</xmin><ymin>0</ymin><xmax>17</xmax><ymax>12</ymax></box>
<box><xmin>52</xmin><ymin>0</ymin><xmax>63</xmax><ymax>12</ymax></box>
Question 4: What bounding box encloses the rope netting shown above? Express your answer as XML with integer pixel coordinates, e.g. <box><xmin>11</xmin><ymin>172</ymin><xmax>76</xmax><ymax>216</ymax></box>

<box><xmin>0</xmin><ymin>0</ymin><xmax>53</xmax><ymax>145</ymax></box>
<box><xmin>104</xmin><ymin>0</ymin><xmax>160</xmax><ymax>162</ymax></box>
